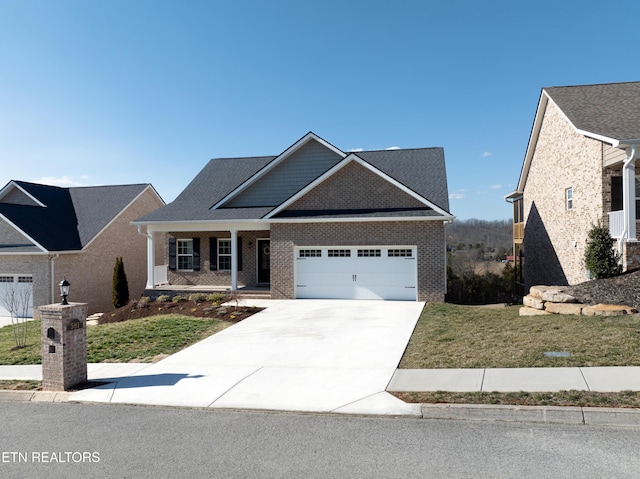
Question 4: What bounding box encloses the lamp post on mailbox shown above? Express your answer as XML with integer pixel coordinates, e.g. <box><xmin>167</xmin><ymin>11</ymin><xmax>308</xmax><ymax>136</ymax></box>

<box><xmin>59</xmin><ymin>278</ymin><xmax>70</xmax><ymax>305</ymax></box>
<box><xmin>40</xmin><ymin>278</ymin><xmax>88</xmax><ymax>391</ymax></box>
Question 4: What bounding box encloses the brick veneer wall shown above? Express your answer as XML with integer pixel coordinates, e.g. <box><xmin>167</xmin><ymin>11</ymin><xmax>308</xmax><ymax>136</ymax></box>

<box><xmin>287</xmin><ymin>161</ymin><xmax>427</xmax><ymax>211</ymax></box>
<box><xmin>55</xmin><ymin>188</ymin><xmax>164</xmax><ymax>314</ymax></box>
<box><xmin>523</xmin><ymin>101</ymin><xmax>605</xmax><ymax>290</ymax></box>
<box><xmin>167</xmin><ymin>231</ymin><xmax>269</xmax><ymax>287</ymax></box>
<box><xmin>270</xmin><ymin>221</ymin><xmax>446</xmax><ymax>302</ymax></box>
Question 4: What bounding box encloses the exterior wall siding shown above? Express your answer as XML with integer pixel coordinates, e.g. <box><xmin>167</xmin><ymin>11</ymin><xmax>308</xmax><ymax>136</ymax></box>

<box><xmin>226</xmin><ymin>139</ymin><xmax>343</xmax><ymax>207</ymax></box>
<box><xmin>286</xmin><ymin>161</ymin><xmax>426</xmax><ymax>211</ymax></box>
<box><xmin>523</xmin><ymin>101</ymin><xmax>605</xmax><ymax>290</ymax></box>
<box><xmin>167</xmin><ymin>231</ymin><xmax>269</xmax><ymax>288</ymax></box>
<box><xmin>270</xmin><ymin>221</ymin><xmax>445</xmax><ymax>302</ymax></box>
<box><xmin>54</xmin><ymin>189</ymin><xmax>164</xmax><ymax>314</ymax></box>
<box><xmin>0</xmin><ymin>218</ymin><xmax>35</xmax><ymax>245</ymax></box>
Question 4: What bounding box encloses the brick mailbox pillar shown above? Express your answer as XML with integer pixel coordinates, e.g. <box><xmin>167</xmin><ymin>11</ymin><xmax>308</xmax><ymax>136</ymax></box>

<box><xmin>39</xmin><ymin>303</ymin><xmax>89</xmax><ymax>391</ymax></box>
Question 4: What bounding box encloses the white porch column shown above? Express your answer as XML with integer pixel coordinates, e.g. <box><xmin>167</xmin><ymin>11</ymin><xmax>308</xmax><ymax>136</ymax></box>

<box><xmin>145</xmin><ymin>231</ymin><xmax>155</xmax><ymax>289</ymax></box>
<box><xmin>623</xmin><ymin>148</ymin><xmax>637</xmax><ymax>242</ymax></box>
<box><xmin>230</xmin><ymin>229</ymin><xmax>238</xmax><ymax>291</ymax></box>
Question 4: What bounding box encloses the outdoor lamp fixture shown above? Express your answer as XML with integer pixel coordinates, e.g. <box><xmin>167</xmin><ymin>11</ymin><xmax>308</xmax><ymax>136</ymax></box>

<box><xmin>59</xmin><ymin>278</ymin><xmax>70</xmax><ymax>305</ymax></box>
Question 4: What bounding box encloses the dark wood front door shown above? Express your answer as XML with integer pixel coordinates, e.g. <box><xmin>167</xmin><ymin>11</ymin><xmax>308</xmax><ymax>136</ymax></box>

<box><xmin>257</xmin><ymin>239</ymin><xmax>270</xmax><ymax>284</ymax></box>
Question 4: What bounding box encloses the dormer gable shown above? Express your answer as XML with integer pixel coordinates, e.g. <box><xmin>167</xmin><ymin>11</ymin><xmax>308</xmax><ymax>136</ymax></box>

<box><xmin>215</xmin><ymin>132</ymin><xmax>346</xmax><ymax>209</ymax></box>
<box><xmin>0</xmin><ymin>181</ymin><xmax>46</xmax><ymax>207</ymax></box>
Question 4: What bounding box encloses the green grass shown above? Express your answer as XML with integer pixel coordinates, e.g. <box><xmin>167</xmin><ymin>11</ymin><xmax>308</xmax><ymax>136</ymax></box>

<box><xmin>0</xmin><ymin>316</ymin><xmax>231</xmax><ymax>365</ymax></box>
<box><xmin>400</xmin><ymin>303</ymin><xmax>640</xmax><ymax>369</ymax></box>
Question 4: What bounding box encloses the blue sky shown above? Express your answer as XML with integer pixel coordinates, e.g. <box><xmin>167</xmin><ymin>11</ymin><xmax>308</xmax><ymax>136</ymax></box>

<box><xmin>2</xmin><ymin>0</ymin><xmax>640</xmax><ymax>220</ymax></box>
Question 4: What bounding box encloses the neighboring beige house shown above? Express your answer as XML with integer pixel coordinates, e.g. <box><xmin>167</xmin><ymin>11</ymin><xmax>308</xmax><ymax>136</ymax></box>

<box><xmin>0</xmin><ymin>181</ymin><xmax>165</xmax><ymax>316</ymax></box>
<box><xmin>506</xmin><ymin>82</ymin><xmax>640</xmax><ymax>293</ymax></box>
<box><xmin>134</xmin><ymin>132</ymin><xmax>454</xmax><ymax>302</ymax></box>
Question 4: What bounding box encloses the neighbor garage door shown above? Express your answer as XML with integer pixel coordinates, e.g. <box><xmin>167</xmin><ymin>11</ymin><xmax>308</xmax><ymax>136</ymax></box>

<box><xmin>295</xmin><ymin>246</ymin><xmax>417</xmax><ymax>300</ymax></box>
<box><xmin>0</xmin><ymin>275</ymin><xmax>34</xmax><ymax>318</ymax></box>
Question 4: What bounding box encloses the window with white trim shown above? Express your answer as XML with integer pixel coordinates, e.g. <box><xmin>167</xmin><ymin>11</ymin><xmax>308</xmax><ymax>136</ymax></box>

<box><xmin>565</xmin><ymin>187</ymin><xmax>573</xmax><ymax>210</ymax></box>
<box><xmin>177</xmin><ymin>239</ymin><xmax>194</xmax><ymax>270</ymax></box>
<box><xmin>218</xmin><ymin>239</ymin><xmax>232</xmax><ymax>270</ymax></box>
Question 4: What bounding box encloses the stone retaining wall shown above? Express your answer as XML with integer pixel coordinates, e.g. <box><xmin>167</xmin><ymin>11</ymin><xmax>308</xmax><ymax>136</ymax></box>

<box><xmin>520</xmin><ymin>285</ymin><xmax>638</xmax><ymax>317</ymax></box>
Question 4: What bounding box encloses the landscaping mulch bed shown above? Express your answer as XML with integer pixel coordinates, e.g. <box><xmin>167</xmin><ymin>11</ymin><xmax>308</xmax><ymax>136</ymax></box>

<box><xmin>99</xmin><ymin>297</ymin><xmax>263</xmax><ymax>324</ymax></box>
<box><xmin>562</xmin><ymin>268</ymin><xmax>640</xmax><ymax>311</ymax></box>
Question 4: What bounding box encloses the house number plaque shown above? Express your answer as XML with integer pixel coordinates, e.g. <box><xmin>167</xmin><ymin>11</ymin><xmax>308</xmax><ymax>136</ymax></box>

<box><xmin>67</xmin><ymin>318</ymin><xmax>83</xmax><ymax>331</ymax></box>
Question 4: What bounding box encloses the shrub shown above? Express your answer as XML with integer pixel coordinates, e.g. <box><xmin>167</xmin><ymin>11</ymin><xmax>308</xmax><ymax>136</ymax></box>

<box><xmin>172</xmin><ymin>295</ymin><xmax>187</xmax><ymax>303</ymax></box>
<box><xmin>584</xmin><ymin>223</ymin><xmax>620</xmax><ymax>279</ymax></box>
<box><xmin>188</xmin><ymin>293</ymin><xmax>208</xmax><ymax>303</ymax></box>
<box><xmin>112</xmin><ymin>257</ymin><xmax>130</xmax><ymax>308</ymax></box>
<box><xmin>156</xmin><ymin>295</ymin><xmax>171</xmax><ymax>303</ymax></box>
<box><xmin>136</xmin><ymin>297</ymin><xmax>151</xmax><ymax>309</ymax></box>
<box><xmin>206</xmin><ymin>293</ymin><xmax>226</xmax><ymax>303</ymax></box>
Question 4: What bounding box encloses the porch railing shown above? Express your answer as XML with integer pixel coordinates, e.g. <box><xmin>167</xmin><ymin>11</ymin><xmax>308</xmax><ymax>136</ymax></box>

<box><xmin>608</xmin><ymin>210</ymin><xmax>625</xmax><ymax>239</ymax></box>
<box><xmin>154</xmin><ymin>265</ymin><xmax>169</xmax><ymax>286</ymax></box>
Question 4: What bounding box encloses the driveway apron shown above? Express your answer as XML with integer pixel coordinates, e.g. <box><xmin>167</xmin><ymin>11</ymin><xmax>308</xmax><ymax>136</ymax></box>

<box><xmin>71</xmin><ymin>300</ymin><xmax>424</xmax><ymax>415</ymax></box>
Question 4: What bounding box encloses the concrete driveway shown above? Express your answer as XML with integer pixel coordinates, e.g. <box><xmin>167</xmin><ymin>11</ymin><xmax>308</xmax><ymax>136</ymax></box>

<box><xmin>71</xmin><ymin>300</ymin><xmax>424</xmax><ymax>415</ymax></box>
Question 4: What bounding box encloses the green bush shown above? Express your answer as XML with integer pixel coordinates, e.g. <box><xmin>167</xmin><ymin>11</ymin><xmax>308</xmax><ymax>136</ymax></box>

<box><xmin>112</xmin><ymin>257</ymin><xmax>129</xmax><ymax>308</ymax></box>
<box><xmin>171</xmin><ymin>295</ymin><xmax>187</xmax><ymax>303</ymax></box>
<box><xmin>206</xmin><ymin>293</ymin><xmax>226</xmax><ymax>303</ymax></box>
<box><xmin>188</xmin><ymin>293</ymin><xmax>208</xmax><ymax>303</ymax></box>
<box><xmin>584</xmin><ymin>224</ymin><xmax>620</xmax><ymax>279</ymax></box>
<box><xmin>156</xmin><ymin>295</ymin><xmax>171</xmax><ymax>303</ymax></box>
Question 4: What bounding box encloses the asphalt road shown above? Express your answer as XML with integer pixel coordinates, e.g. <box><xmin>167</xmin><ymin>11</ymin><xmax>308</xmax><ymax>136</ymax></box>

<box><xmin>1</xmin><ymin>401</ymin><xmax>639</xmax><ymax>478</ymax></box>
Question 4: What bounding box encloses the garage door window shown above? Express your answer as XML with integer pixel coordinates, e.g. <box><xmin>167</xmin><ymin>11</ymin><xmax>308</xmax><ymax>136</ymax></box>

<box><xmin>328</xmin><ymin>249</ymin><xmax>351</xmax><ymax>257</ymax></box>
<box><xmin>299</xmin><ymin>249</ymin><xmax>322</xmax><ymax>258</ymax></box>
<box><xmin>388</xmin><ymin>249</ymin><xmax>413</xmax><ymax>257</ymax></box>
<box><xmin>357</xmin><ymin>249</ymin><xmax>381</xmax><ymax>257</ymax></box>
<box><xmin>18</xmin><ymin>276</ymin><xmax>33</xmax><ymax>283</ymax></box>
<box><xmin>0</xmin><ymin>276</ymin><xmax>12</xmax><ymax>283</ymax></box>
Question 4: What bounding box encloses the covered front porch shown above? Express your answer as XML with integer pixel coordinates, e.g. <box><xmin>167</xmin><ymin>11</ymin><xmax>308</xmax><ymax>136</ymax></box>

<box><xmin>137</xmin><ymin>220</ymin><xmax>272</xmax><ymax>295</ymax></box>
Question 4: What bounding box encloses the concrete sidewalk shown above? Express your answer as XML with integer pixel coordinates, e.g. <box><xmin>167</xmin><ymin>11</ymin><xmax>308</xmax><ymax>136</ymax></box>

<box><xmin>388</xmin><ymin>366</ymin><xmax>640</xmax><ymax>393</ymax></box>
<box><xmin>4</xmin><ymin>364</ymin><xmax>640</xmax><ymax>394</ymax></box>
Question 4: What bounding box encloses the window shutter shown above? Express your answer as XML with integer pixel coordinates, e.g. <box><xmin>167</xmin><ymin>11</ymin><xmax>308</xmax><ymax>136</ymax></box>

<box><xmin>209</xmin><ymin>237</ymin><xmax>217</xmax><ymax>271</ymax></box>
<box><xmin>237</xmin><ymin>237</ymin><xmax>243</xmax><ymax>271</ymax></box>
<box><xmin>611</xmin><ymin>176</ymin><xmax>623</xmax><ymax>212</ymax></box>
<box><xmin>193</xmin><ymin>238</ymin><xmax>200</xmax><ymax>271</ymax></box>
<box><xmin>168</xmin><ymin>237</ymin><xmax>176</xmax><ymax>270</ymax></box>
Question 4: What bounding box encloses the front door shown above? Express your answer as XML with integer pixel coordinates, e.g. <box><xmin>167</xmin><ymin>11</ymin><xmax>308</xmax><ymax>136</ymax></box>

<box><xmin>257</xmin><ymin>239</ymin><xmax>270</xmax><ymax>284</ymax></box>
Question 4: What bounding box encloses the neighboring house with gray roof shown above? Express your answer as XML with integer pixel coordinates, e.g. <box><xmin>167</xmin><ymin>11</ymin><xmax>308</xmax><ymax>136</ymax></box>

<box><xmin>134</xmin><ymin>132</ymin><xmax>454</xmax><ymax>302</ymax></box>
<box><xmin>506</xmin><ymin>82</ymin><xmax>640</xmax><ymax>293</ymax></box>
<box><xmin>0</xmin><ymin>181</ymin><xmax>165</xmax><ymax>316</ymax></box>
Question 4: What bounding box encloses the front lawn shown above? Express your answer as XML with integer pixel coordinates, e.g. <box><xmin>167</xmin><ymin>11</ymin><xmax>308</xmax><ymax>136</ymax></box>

<box><xmin>400</xmin><ymin>303</ymin><xmax>640</xmax><ymax>369</ymax></box>
<box><xmin>0</xmin><ymin>315</ymin><xmax>231</xmax><ymax>365</ymax></box>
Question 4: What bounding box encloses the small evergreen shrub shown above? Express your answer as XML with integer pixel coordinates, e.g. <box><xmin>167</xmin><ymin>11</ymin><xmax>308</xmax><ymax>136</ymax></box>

<box><xmin>112</xmin><ymin>257</ymin><xmax>130</xmax><ymax>308</ymax></box>
<box><xmin>584</xmin><ymin>223</ymin><xmax>620</xmax><ymax>279</ymax></box>
<box><xmin>156</xmin><ymin>295</ymin><xmax>171</xmax><ymax>303</ymax></box>
<box><xmin>172</xmin><ymin>295</ymin><xmax>187</xmax><ymax>303</ymax></box>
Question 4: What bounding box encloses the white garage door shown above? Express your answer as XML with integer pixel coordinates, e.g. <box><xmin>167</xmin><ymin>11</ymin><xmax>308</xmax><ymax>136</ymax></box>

<box><xmin>295</xmin><ymin>246</ymin><xmax>417</xmax><ymax>300</ymax></box>
<box><xmin>0</xmin><ymin>275</ymin><xmax>34</xmax><ymax>318</ymax></box>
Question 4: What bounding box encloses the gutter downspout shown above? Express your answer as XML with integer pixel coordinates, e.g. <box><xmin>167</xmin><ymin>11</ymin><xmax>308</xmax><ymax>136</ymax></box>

<box><xmin>49</xmin><ymin>254</ymin><xmax>59</xmax><ymax>304</ymax></box>
<box><xmin>619</xmin><ymin>144</ymin><xmax>637</xmax><ymax>253</ymax></box>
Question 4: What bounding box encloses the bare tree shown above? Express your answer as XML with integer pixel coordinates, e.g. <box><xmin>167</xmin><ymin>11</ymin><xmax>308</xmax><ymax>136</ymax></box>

<box><xmin>1</xmin><ymin>279</ymin><xmax>32</xmax><ymax>348</ymax></box>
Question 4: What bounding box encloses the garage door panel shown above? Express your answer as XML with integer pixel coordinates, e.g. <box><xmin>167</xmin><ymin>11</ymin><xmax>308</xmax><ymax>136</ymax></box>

<box><xmin>0</xmin><ymin>275</ymin><xmax>34</xmax><ymax>318</ymax></box>
<box><xmin>295</xmin><ymin>247</ymin><xmax>417</xmax><ymax>301</ymax></box>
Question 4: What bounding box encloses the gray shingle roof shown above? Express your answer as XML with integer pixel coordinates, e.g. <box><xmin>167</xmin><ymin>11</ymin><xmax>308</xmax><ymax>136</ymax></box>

<box><xmin>0</xmin><ymin>181</ymin><xmax>152</xmax><ymax>251</ymax></box>
<box><xmin>136</xmin><ymin>137</ymin><xmax>451</xmax><ymax>223</ymax></box>
<box><xmin>545</xmin><ymin>82</ymin><xmax>640</xmax><ymax>141</ymax></box>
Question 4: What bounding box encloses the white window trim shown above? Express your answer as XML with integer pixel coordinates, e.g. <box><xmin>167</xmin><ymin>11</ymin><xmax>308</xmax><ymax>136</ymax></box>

<box><xmin>218</xmin><ymin>238</ymin><xmax>232</xmax><ymax>271</ymax></box>
<box><xmin>566</xmin><ymin>187</ymin><xmax>573</xmax><ymax>211</ymax></box>
<box><xmin>177</xmin><ymin>239</ymin><xmax>194</xmax><ymax>271</ymax></box>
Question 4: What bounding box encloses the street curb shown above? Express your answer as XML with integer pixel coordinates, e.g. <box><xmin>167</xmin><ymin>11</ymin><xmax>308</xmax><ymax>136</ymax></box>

<box><xmin>421</xmin><ymin>403</ymin><xmax>640</xmax><ymax>427</ymax></box>
<box><xmin>0</xmin><ymin>390</ymin><xmax>71</xmax><ymax>403</ymax></box>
